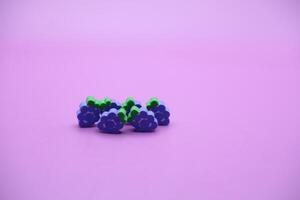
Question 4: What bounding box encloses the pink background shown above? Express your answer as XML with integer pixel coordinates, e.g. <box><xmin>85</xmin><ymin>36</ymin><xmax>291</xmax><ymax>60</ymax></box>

<box><xmin>1</xmin><ymin>0</ymin><xmax>300</xmax><ymax>200</ymax></box>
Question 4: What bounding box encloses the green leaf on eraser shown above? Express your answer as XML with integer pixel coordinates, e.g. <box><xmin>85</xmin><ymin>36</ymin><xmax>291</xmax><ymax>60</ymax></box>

<box><xmin>126</xmin><ymin>97</ymin><xmax>135</xmax><ymax>107</ymax></box>
<box><xmin>86</xmin><ymin>96</ymin><xmax>96</xmax><ymax>106</ymax></box>
<box><xmin>94</xmin><ymin>100</ymin><xmax>102</xmax><ymax>109</ymax></box>
<box><xmin>127</xmin><ymin>106</ymin><xmax>140</xmax><ymax>122</ymax></box>
<box><xmin>146</xmin><ymin>97</ymin><xmax>159</xmax><ymax>109</ymax></box>
<box><xmin>118</xmin><ymin>108</ymin><xmax>127</xmax><ymax>123</ymax></box>
<box><xmin>103</xmin><ymin>97</ymin><xmax>112</xmax><ymax>107</ymax></box>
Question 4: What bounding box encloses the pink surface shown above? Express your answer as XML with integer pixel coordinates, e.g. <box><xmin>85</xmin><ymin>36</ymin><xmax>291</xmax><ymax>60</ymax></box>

<box><xmin>1</xmin><ymin>0</ymin><xmax>300</xmax><ymax>200</ymax></box>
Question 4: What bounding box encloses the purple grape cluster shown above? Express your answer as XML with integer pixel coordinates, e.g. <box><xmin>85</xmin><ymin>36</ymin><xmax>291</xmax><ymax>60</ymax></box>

<box><xmin>77</xmin><ymin>102</ymin><xmax>101</xmax><ymax>127</ymax></box>
<box><xmin>131</xmin><ymin>108</ymin><xmax>158</xmax><ymax>132</ymax></box>
<box><xmin>148</xmin><ymin>103</ymin><xmax>170</xmax><ymax>126</ymax></box>
<box><xmin>96</xmin><ymin>108</ymin><xmax>124</xmax><ymax>133</ymax></box>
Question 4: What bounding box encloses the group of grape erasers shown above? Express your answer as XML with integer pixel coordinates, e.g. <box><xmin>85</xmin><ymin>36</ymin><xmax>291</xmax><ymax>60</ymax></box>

<box><xmin>76</xmin><ymin>96</ymin><xmax>170</xmax><ymax>133</ymax></box>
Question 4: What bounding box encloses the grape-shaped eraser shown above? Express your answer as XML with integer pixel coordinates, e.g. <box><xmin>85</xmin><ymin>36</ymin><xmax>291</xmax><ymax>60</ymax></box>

<box><xmin>129</xmin><ymin>106</ymin><xmax>158</xmax><ymax>132</ymax></box>
<box><xmin>146</xmin><ymin>97</ymin><xmax>170</xmax><ymax>126</ymax></box>
<box><xmin>77</xmin><ymin>101</ymin><xmax>101</xmax><ymax>127</ymax></box>
<box><xmin>96</xmin><ymin>108</ymin><xmax>126</xmax><ymax>134</ymax></box>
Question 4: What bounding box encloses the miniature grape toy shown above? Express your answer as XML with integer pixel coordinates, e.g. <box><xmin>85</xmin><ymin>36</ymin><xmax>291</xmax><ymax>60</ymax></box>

<box><xmin>96</xmin><ymin>108</ymin><xmax>127</xmax><ymax>134</ymax></box>
<box><xmin>77</xmin><ymin>101</ymin><xmax>101</xmax><ymax>127</ymax></box>
<box><xmin>128</xmin><ymin>106</ymin><xmax>158</xmax><ymax>132</ymax></box>
<box><xmin>146</xmin><ymin>97</ymin><xmax>170</xmax><ymax>126</ymax></box>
